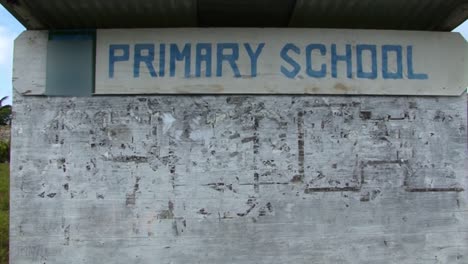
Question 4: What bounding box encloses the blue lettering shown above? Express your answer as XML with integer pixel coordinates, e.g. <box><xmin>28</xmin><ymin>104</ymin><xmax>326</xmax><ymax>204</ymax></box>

<box><xmin>280</xmin><ymin>43</ymin><xmax>301</xmax><ymax>79</ymax></box>
<box><xmin>217</xmin><ymin>43</ymin><xmax>241</xmax><ymax>77</ymax></box>
<box><xmin>407</xmin><ymin>46</ymin><xmax>428</xmax><ymax>80</ymax></box>
<box><xmin>170</xmin><ymin>44</ymin><xmax>191</xmax><ymax>78</ymax></box>
<box><xmin>109</xmin><ymin>44</ymin><xmax>129</xmax><ymax>78</ymax></box>
<box><xmin>244</xmin><ymin>43</ymin><xmax>265</xmax><ymax>77</ymax></box>
<box><xmin>134</xmin><ymin>44</ymin><xmax>157</xmax><ymax>78</ymax></box>
<box><xmin>382</xmin><ymin>45</ymin><xmax>403</xmax><ymax>79</ymax></box>
<box><xmin>356</xmin><ymin>44</ymin><xmax>377</xmax><ymax>79</ymax></box>
<box><xmin>159</xmin><ymin>44</ymin><xmax>165</xmax><ymax>77</ymax></box>
<box><xmin>305</xmin><ymin>44</ymin><xmax>327</xmax><ymax>78</ymax></box>
<box><xmin>331</xmin><ymin>44</ymin><xmax>352</xmax><ymax>78</ymax></box>
<box><xmin>195</xmin><ymin>43</ymin><xmax>212</xmax><ymax>77</ymax></box>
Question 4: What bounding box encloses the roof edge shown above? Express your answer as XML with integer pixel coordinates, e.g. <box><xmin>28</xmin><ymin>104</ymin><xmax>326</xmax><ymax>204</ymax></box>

<box><xmin>0</xmin><ymin>0</ymin><xmax>45</xmax><ymax>29</ymax></box>
<box><xmin>1</xmin><ymin>0</ymin><xmax>467</xmax><ymax>31</ymax></box>
<box><xmin>438</xmin><ymin>3</ymin><xmax>468</xmax><ymax>31</ymax></box>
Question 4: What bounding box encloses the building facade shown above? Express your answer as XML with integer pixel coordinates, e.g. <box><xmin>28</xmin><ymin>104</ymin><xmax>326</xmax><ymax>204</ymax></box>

<box><xmin>3</xmin><ymin>1</ymin><xmax>468</xmax><ymax>263</ymax></box>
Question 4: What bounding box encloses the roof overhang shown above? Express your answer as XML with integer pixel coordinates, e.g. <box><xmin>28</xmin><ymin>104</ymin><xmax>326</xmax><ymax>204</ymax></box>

<box><xmin>1</xmin><ymin>0</ymin><xmax>467</xmax><ymax>31</ymax></box>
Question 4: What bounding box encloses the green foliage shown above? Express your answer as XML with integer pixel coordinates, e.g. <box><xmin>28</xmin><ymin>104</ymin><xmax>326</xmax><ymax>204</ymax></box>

<box><xmin>0</xmin><ymin>164</ymin><xmax>8</xmax><ymax>210</ymax></box>
<box><xmin>0</xmin><ymin>163</ymin><xmax>8</xmax><ymax>264</ymax></box>
<box><xmin>0</xmin><ymin>95</ymin><xmax>11</xmax><ymax>263</ymax></box>
<box><xmin>0</xmin><ymin>96</ymin><xmax>11</xmax><ymax>126</ymax></box>
<box><xmin>0</xmin><ymin>142</ymin><xmax>8</xmax><ymax>164</ymax></box>
<box><xmin>0</xmin><ymin>107</ymin><xmax>11</xmax><ymax>127</ymax></box>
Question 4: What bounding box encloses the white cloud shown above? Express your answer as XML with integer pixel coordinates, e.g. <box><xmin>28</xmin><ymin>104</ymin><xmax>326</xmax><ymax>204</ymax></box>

<box><xmin>0</xmin><ymin>26</ymin><xmax>15</xmax><ymax>69</ymax></box>
<box><xmin>0</xmin><ymin>26</ymin><xmax>17</xmax><ymax>102</ymax></box>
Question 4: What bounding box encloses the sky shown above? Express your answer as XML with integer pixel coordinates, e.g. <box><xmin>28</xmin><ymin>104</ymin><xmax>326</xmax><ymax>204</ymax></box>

<box><xmin>0</xmin><ymin>5</ymin><xmax>25</xmax><ymax>105</ymax></box>
<box><xmin>0</xmin><ymin>5</ymin><xmax>467</xmax><ymax>105</ymax></box>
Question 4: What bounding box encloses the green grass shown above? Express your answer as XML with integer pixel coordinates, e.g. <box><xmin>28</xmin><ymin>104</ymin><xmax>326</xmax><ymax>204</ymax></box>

<box><xmin>0</xmin><ymin>163</ymin><xmax>8</xmax><ymax>264</ymax></box>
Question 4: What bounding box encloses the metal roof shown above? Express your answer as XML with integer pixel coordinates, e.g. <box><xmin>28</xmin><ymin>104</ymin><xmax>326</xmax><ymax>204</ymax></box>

<box><xmin>1</xmin><ymin>0</ymin><xmax>467</xmax><ymax>31</ymax></box>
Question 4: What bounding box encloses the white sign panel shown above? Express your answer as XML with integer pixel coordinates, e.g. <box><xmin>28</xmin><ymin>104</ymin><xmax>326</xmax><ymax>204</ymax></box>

<box><xmin>95</xmin><ymin>29</ymin><xmax>468</xmax><ymax>95</ymax></box>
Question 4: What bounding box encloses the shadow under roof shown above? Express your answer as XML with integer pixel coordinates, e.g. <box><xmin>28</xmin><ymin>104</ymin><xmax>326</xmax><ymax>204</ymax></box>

<box><xmin>1</xmin><ymin>0</ymin><xmax>467</xmax><ymax>31</ymax></box>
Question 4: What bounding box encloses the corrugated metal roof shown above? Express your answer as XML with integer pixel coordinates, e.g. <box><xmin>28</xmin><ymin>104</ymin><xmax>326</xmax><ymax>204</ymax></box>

<box><xmin>1</xmin><ymin>0</ymin><xmax>467</xmax><ymax>30</ymax></box>
<box><xmin>290</xmin><ymin>0</ymin><xmax>467</xmax><ymax>30</ymax></box>
<box><xmin>197</xmin><ymin>0</ymin><xmax>296</xmax><ymax>27</ymax></box>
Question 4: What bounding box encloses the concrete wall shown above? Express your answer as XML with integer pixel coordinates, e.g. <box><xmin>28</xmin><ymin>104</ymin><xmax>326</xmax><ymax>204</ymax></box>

<box><xmin>10</xmin><ymin>93</ymin><xmax>467</xmax><ymax>263</ymax></box>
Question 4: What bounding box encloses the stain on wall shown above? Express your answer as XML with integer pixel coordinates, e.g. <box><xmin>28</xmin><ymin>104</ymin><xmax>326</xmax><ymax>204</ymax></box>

<box><xmin>10</xmin><ymin>94</ymin><xmax>467</xmax><ymax>263</ymax></box>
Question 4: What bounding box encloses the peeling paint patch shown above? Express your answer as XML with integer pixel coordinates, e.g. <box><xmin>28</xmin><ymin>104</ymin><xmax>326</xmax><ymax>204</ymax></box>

<box><xmin>162</xmin><ymin>113</ymin><xmax>176</xmax><ymax>134</ymax></box>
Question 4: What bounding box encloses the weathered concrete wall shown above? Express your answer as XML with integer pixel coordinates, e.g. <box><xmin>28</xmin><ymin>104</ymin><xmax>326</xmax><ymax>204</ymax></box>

<box><xmin>10</xmin><ymin>94</ymin><xmax>467</xmax><ymax>263</ymax></box>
